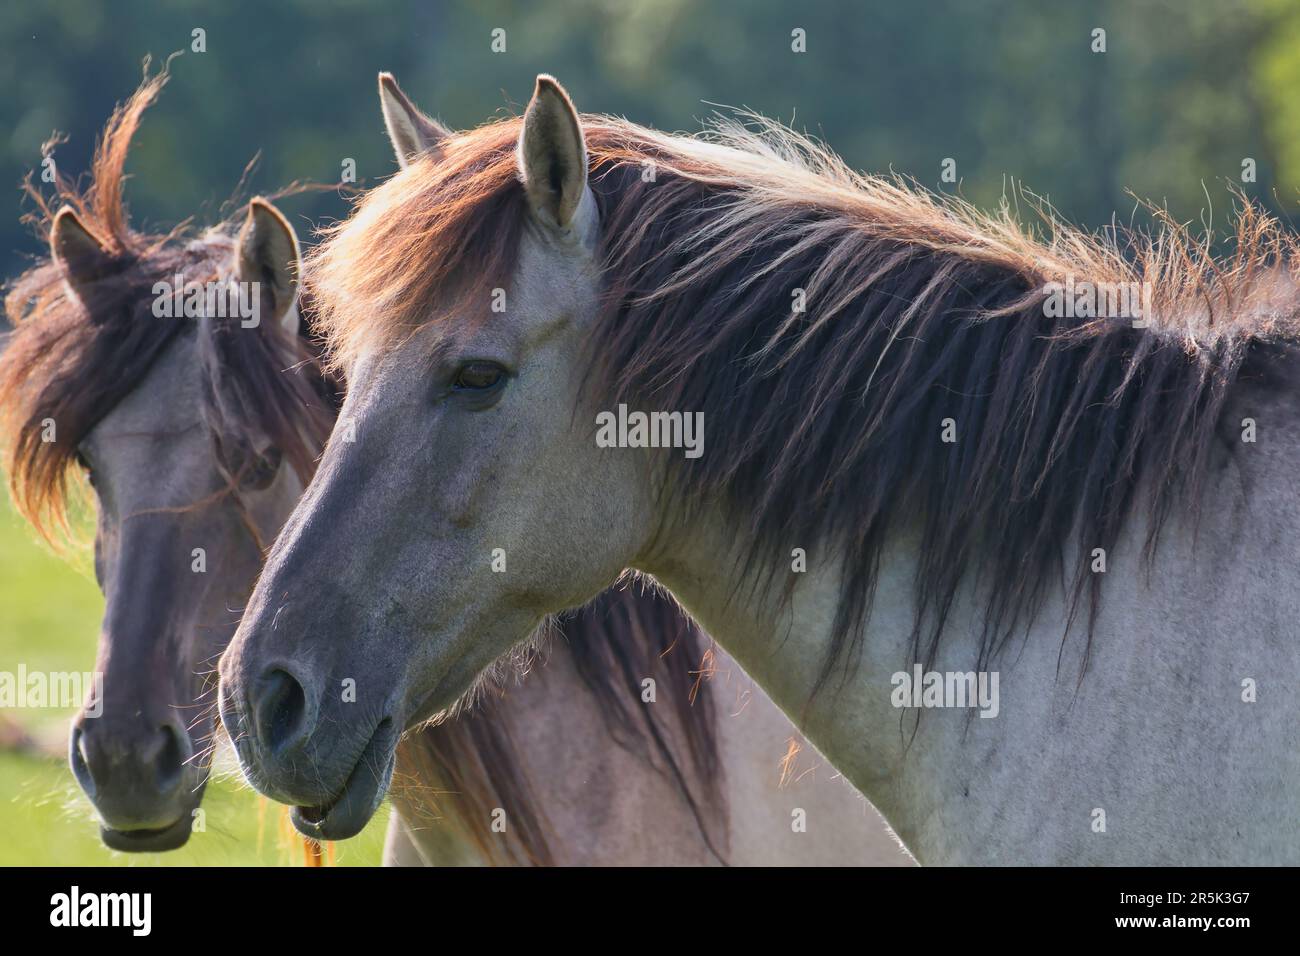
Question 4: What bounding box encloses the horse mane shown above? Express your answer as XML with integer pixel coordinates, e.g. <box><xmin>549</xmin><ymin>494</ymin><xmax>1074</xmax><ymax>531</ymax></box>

<box><xmin>308</xmin><ymin>110</ymin><xmax>1300</xmax><ymax>688</ymax></box>
<box><xmin>392</xmin><ymin>583</ymin><xmax>725</xmax><ymax>865</ymax></box>
<box><xmin>0</xmin><ymin>69</ymin><xmax>334</xmax><ymax>544</ymax></box>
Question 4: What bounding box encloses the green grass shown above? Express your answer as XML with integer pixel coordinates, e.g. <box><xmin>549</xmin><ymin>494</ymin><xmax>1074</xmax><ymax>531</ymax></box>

<box><xmin>0</xmin><ymin>497</ymin><xmax>387</xmax><ymax>866</ymax></box>
<box><xmin>0</xmin><ymin>501</ymin><xmax>101</xmax><ymax>734</ymax></box>
<box><xmin>0</xmin><ymin>750</ymin><xmax>387</xmax><ymax>866</ymax></box>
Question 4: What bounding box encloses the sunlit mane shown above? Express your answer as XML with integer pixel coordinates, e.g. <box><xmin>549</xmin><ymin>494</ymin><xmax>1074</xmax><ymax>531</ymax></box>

<box><xmin>309</xmin><ymin>110</ymin><xmax>1300</xmax><ymax>685</ymax></box>
<box><xmin>311</xmin><ymin>112</ymin><xmax>1300</xmax><ymax>368</ymax></box>
<box><xmin>0</xmin><ymin>71</ymin><xmax>333</xmax><ymax>544</ymax></box>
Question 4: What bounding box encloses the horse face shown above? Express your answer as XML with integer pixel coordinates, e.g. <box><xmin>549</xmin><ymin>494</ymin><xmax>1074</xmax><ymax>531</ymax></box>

<box><xmin>56</xmin><ymin>205</ymin><xmax>304</xmax><ymax>851</ymax></box>
<box><xmin>219</xmin><ymin>76</ymin><xmax>654</xmax><ymax>841</ymax></box>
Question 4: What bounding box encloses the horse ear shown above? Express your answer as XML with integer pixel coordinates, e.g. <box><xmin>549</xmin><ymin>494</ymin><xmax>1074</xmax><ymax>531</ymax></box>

<box><xmin>236</xmin><ymin>197</ymin><xmax>300</xmax><ymax>337</ymax></box>
<box><xmin>516</xmin><ymin>74</ymin><xmax>595</xmax><ymax>240</ymax></box>
<box><xmin>50</xmin><ymin>208</ymin><xmax>114</xmax><ymax>304</ymax></box>
<box><xmin>378</xmin><ymin>72</ymin><xmax>450</xmax><ymax>169</ymax></box>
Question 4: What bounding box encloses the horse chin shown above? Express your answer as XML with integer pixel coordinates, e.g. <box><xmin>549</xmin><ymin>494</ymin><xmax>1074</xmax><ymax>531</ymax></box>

<box><xmin>100</xmin><ymin>815</ymin><xmax>194</xmax><ymax>853</ymax></box>
<box><xmin>289</xmin><ymin>719</ymin><xmax>397</xmax><ymax>842</ymax></box>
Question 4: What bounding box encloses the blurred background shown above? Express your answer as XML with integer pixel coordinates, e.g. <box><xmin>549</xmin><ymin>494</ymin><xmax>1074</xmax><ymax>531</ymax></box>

<box><xmin>2</xmin><ymin>0</ymin><xmax>1299</xmax><ymax>864</ymax></box>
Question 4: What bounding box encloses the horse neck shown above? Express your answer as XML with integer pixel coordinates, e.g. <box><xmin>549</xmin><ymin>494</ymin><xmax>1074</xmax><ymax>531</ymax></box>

<box><xmin>644</xmin><ymin>385</ymin><xmax>1300</xmax><ymax>864</ymax></box>
<box><xmin>640</xmin><ymin>506</ymin><xmax>918</xmax><ymax>825</ymax></box>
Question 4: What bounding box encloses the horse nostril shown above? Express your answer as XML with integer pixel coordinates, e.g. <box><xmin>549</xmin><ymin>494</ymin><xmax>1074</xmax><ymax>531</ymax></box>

<box><xmin>68</xmin><ymin>718</ymin><xmax>191</xmax><ymax>805</ymax></box>
<box><xmin>68</xmin><ymin>724</ymin><xmax>96</xmax><ymax>799</ymax></box>
<box><xmin>254</xmin><ymin>668</ymin><xmax>309</xmax><ymax>756</ymax></box>
<box><xmin>152</xmin><ymin>722</ymin><xmax>186</xmax><ymax>795</ymax></box>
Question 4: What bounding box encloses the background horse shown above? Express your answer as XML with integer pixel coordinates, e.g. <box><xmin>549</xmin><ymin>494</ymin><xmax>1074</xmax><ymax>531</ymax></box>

<box><xmin>1</xmin><ymin>74</ymin><xmax>908</xmax><ymax>865</ymax></box>
<box><xmin>221</xmin><ymin>73</ymin><xmax>1300</xmax><ymax>864</ymax></box>
<box><xmin>0</xmin><ymin>74</ymin><xmax>328</xmax><ymax>850</ymax></box>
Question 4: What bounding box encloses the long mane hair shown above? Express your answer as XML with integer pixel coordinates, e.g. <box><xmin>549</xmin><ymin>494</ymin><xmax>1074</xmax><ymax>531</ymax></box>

<box><xmin>306</xmin><ymin>109</ymin><xmax>1300</xmax><ymax>692</ymax></box>
<box><xmin>0</xmin><ymin>68</ymin><xmax>334</xmax><ymax>544</ymax></box>
<box><xmin>392</xmin><ymin>582</ymin><xmax>724</xmax><ymax>865</ymax></box>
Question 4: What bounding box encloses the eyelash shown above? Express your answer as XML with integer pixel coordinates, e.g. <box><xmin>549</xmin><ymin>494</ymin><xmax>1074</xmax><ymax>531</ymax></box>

<box><xmin>451</xmin><ymin>361</ymin><xmax>507</xmax><ymax>392</ymax></box>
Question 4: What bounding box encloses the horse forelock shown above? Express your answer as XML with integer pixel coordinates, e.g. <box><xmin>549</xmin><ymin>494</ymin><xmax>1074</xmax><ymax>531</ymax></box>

<box><xmin>0</xmin><ymin>72</ymin><xmax>333</xmax><ymax>545</ymax></box>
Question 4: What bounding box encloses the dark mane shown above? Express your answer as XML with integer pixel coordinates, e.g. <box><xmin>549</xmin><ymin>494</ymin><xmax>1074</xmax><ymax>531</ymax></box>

<box><xmin>0</xmin><ymin>70</ymin><xmax>334</xmax><ymax>543</ymax></box>
<box><xmin>393</xmin><ymin>583</ymin><xmax>724</xmax><ymax>865</ymax></box>
<box><xmin>308</xmin><ymin>112</ymin><xmax>1300</xmax><ymax>689</ymax></box>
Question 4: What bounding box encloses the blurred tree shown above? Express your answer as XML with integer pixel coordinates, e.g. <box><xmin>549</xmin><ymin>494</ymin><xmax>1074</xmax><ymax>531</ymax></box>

<box><xmin>1253</xmin><ymin>0</ymin><xmax>1300</xmax><ymax>210</ymax></box>
<box><xmin>0</xmin><ymin>0</ymin><xmax>1292</xmax><ymax>313</ymax></box>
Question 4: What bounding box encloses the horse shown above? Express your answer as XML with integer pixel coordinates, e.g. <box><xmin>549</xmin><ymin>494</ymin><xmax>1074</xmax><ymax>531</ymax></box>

<box><xmin>0</xmin><ymin>72</ymin><xmax>330</xmax><ymax>851</ymax></box>
<box><xmin>219</xmin><ymin>72</ymin><xmax>1300</xmax><ymax>865</ymax></box>
<box><xmin>2</xmin><ymin>73</ymin><xmax>908</xmax><ymax>865</ymax></box>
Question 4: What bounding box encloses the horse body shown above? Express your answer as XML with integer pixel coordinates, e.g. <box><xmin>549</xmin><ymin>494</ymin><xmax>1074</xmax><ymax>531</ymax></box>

<box><xmin>219</xmin><ymin>73</ymin><xmax>1300</xmax><ymax>864</ymax></box>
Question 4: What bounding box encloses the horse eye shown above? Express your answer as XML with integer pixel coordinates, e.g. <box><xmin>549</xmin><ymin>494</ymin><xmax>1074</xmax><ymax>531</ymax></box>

<box><xmin>453</xmin><ymin>362</ymin><xmax>506</xmax><ymax>391</ymax></box>
<box><xmin>240</xmin><ymin>447</ymin><xmax>282</xmax><ymax>491</ymax></box>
